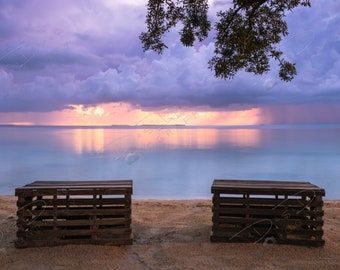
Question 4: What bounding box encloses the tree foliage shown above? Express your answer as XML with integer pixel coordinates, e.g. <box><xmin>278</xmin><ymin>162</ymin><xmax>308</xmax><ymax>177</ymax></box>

<box><xmin>140</xmin><ymin>0</ymin><xmax>311</xmax><ymax>81</ymax></box>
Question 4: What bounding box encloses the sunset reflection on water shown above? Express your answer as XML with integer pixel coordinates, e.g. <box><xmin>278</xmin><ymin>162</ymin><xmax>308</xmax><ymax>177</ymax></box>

<box><xmin>73</xmin><ymin>128</ymin><xmax>105</xmax><ymax>154</ymax></box>
<box><xmin>1</xmin><ymin>125</ymin><xmax>340</xmax><ymax>199</ymax></box>
<box><xmin>68</xmin><ymin>127</ymin><xmax>261</xmax><ymax>154</ymax></box>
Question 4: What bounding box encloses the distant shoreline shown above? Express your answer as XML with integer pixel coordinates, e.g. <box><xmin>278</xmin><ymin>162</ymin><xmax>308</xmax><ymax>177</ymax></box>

<box><xmin>1</xmin><ymin>123</ymin><xmax>340</xmax><ymax>129</ymax></box>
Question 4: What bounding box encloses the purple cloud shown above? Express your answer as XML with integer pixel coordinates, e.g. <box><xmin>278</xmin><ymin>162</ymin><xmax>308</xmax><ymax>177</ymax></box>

<box><xmin>0</xmin><ymin>0</ymin><xmax>339</xmax><ymax>117</ymax></box>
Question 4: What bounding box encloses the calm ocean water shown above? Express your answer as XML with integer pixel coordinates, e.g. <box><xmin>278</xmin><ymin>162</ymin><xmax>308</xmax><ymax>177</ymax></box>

<box><xmin>0</xmin><ymin>125</ymin><xmax>339</xmax><ymax>199</ymax></box>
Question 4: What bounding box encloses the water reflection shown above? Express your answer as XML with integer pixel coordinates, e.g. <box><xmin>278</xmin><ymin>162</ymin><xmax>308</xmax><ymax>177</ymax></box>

<box><xmin>1</xmin><ymin>126</ymin><xmax>340</xmax><ymax>199</ymax></box>
<box><xmin>73</xmin><ymin>129</ymin><xmax>105</xmax><ymax>154</ymax></box>
<box><xmin>217</xmin><ymin>129</ymin><xmax>260</xmax><ymax>148</ymax></box>
<box><xmin>68</xmin><ymin>128</ymin><xmax>261</xmax><ymax>154</ymax></box>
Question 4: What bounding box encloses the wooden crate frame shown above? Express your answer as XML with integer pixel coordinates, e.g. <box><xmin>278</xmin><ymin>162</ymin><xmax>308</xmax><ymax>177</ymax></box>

<box><xmin>15</xmin><ymin>180</ymin><xmax>133</xmax><ymax>248</ymax></box>
<box><xmin>211</xmin><ymin>179</ymin><xmax>325</xmax><ymax>246</ymax></box>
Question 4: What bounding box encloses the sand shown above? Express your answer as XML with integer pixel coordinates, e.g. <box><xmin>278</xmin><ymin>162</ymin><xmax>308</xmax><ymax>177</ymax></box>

<box><xmin>0</xmin><ymin>196</ymin><xmax>339</xmax><ymax>270</ymax></box>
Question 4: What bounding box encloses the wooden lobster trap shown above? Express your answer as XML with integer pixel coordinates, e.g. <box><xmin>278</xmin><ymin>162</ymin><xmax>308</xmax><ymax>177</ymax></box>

<box><xmin>211</xmin><ymin>179</ymin><xmax>325</xmax><ymax>246</ymax></box>
<box><xmin>15</xmin><ymin>180</ymin><xmax>133</xmax><ymax>248</ymax></box>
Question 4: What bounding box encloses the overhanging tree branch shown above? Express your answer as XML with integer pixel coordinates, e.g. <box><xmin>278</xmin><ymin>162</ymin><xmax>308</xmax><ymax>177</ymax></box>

<box><xmin>140</xmin><ymin>0</ymin><xmax>311</xmax><ymax>81</ymax></box>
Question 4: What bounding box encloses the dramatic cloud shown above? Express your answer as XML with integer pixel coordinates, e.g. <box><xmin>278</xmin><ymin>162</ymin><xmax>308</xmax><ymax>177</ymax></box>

<box><xmin>0</xmin><ymin>0</ymin><xmax>339</xmax><ymax>120</ymax></box>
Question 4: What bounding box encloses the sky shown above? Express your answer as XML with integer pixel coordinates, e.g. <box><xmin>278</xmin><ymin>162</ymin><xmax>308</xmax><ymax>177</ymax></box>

<box><xmin>0</xmin><ymin>0</ymin><xmax>339</xmax><ymax>126</ymax></box>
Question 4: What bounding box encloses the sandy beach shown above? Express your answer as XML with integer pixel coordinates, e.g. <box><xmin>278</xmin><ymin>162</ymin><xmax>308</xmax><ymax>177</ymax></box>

<box><xmin>0</xmin><ymin>196</ymin><xmax>339</xmax><ymax>270</ymax></box>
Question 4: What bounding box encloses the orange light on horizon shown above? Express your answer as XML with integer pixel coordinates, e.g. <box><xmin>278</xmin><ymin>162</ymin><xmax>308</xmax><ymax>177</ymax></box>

<box><xmin>0</xmin><ymin>102</ymin><xmax>265</xmax><ymax>127</ymax></box>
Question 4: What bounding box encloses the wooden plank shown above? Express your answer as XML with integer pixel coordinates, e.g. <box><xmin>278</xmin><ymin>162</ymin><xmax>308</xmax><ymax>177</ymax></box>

<box><xmin>213</xmin><ymin>216</ymin><xmax>324</xmax><ymax>226</ymax></box>
<box><xmin>212</xmin><ymin>179</ymin><xmax>321</xmax><ymax>189</ymax></box>
<box><xmin>18</xmin><ymin>208</ymin><xmax>131</xmax><ymax>217</ymax></box>
<box><xmin>212</xmin><ymin>206</ymin><xmax>323</xmax><ymax>217</ymax></box>
<box><xmin>23</xmin><ymin>218</ymin><xmax>132</xmax><ymax>227</ymax></box>
<box><xmin>212</xmin><ymin>226</ymin><xmax>324</xmax><ymax>236</ymax></box>
<box><xmin>17</xmin><ymin>198</ymin><xmax>129</xmax><ymax>207</ymax></box>
<box><xmin>16</xmin><ymin>189</ymin><xmax>132</xmax><ymax>197</ymax></box>
<box><xmin>15</xmin><ymin>180</ymin><xmax>133</xmax><ymax>196</ymax></box>
<box><xmin>211</xmin><ymin>179</ymin><xmax>325</xmax><ymax>196</ymax></box>
<box><xmin>15</xmin><ymin>237</ymin><xmax>133</xmax><ymax>248</ymax></box>
<box><xmin>210</xmin><ymin>235</ymin><xmax>325</xmax><ymax>246</ymax></box>
<box><xmin>19</xmin><ymin>180</ymin><xmax>133</xmax><ymax>187</ymax></box>
<box><xmin>17</xmin><ymin>227</ymin><xmax>131</xmax><ymax>238</ymax></box>
<box><xmin>215</xmin><ymin>189</ymin><xmax>322</xmax><ymax>196</ymax></box>
<box><xmin>213</xmin><ymin>197</ymin><xmax>323</xmax><ymax>207</ymax></box>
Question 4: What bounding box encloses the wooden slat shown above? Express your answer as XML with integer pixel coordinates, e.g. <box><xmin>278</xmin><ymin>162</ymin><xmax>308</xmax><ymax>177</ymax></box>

<box><xmin>212</xmin><ymin>226</ymin><xmax>324</xmax><ymax>236</ymax></box>
<box><xmin>211</xmin><ymin>179</ymin><xmax>325</xmax><ymax>195</ymax></box>
<box><xmin>15</xmin><ymin>180</ymin><xmax>133</xmax><ymax>196</ymax></box>
<box><xmin>213</xmin><ymin>216</ymin><xmax>324</xmax><ymax>226</ymax></box>
<box><xmin>16</xmin><ymin>189</ymin><xmax>131</xmax><ymax>197</ymax></box>
<box><xmin>18</xmin><ymin>207</ymin><xmax>130</xmax><ymax>217</ymax></box>
<box><xmin>17</xmin><ymin>227</ymin><xmax>131</xmax><ymax>238</ymax></box>
<box><xmin>210</xmin><ymin>235</ymin><xmax>325</xmax><ymax>247</ymax></box>
<box><xmin>15</xmin><ymin>237</ymin><xmax>133</xmax><ymax>248</ymax></box>
<box><xmin>214</xmin><ymin>197</ymin><xmax>323</xmax><ymax>207</ymax></box>
<box><xmin>17</xmin><ymin>198</ymin><xmax>129</xmax><ymax>207</ymax></box>
<box><xmin>20</xmin><ymin>180</ymin><xmax>132</xmax><ymax>187</ymax></box>
<box><xmin>26</xmin><ymin>218</ymin><xmax>131</xmax><ymax>227</ymax></box>
<box><xmin>213</xmin><ymin>206</ymin><xmax>323</xmax><ymax>216</ymax></box>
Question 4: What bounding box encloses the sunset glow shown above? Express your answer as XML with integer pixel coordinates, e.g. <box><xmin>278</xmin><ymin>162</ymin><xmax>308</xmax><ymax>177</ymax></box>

<box><xmin>0</xmin><ymin>102</ymin><xmax>264</xmax><ymax>126</ymax></box>
<box><xmin>0</xmin><ymin>0</ymin><xmax>339</xmax><ymax>125</ymax></box>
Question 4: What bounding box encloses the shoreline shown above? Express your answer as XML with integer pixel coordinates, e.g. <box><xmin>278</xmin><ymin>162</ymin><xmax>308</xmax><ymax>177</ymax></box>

<box><xmin>1</xmin><ymin>196</ymin><xmax>339</xmax><ymax>269</ymax></box>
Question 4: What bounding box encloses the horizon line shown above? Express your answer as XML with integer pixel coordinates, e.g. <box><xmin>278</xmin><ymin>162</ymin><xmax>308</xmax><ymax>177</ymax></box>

<box><xmin>1</xmin><ymin>123</ymin><xmax>340</xmax><ymax>129</ymax></box>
